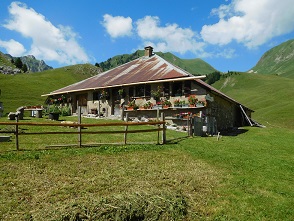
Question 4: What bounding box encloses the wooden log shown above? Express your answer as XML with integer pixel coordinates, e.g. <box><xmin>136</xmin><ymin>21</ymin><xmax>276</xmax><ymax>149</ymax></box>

<box><xmin>0</xmin><ymin>121</ymin><xmax>165</xmax><ymax>127</ymax></box>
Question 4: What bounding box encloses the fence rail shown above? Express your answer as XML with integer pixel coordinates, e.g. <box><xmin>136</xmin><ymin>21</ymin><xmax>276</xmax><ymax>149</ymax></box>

<box><xmin>0</xmin><ymin>116</ymin><xmax>166</xmax><ymax>150</ymax></box>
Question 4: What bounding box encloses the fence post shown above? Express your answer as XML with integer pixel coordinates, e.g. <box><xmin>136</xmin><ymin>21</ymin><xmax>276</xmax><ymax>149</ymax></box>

<box><xmin>187</xmin><ymin>113</ymin><xmax>193</xmax><ymax>136</ymax></box>
<box><xmin>124</xmin><ymin>113</ymin><xmax>129</xmax><ymax>144</ymax></box>
<box><xmin>78</xmin><ymin>106</ymin><xmax>82</xmax><ymax>147</ymax></box>
<box><xmin>15</xmin><ymin>116</ymin><xmax>19</xmax><ymax>151</ymax></box>
<box><xmin>157</xmin><ymin>110</ymin><xmax>162</xmax><ymax>145</ymax></box>
<box><xmin>121</xmin><ymin>105</ymin><xmax>125</xmax><ymax>121</ymax></box>
<box><xmin>161</xmin><ymin>112</ymin><xmax>166</xmax><ymax>144</ymax></box>
<box><xmin>156</xmin><ymin>108</ymin><xmax>160</xmax><ymax>120</ymax></box>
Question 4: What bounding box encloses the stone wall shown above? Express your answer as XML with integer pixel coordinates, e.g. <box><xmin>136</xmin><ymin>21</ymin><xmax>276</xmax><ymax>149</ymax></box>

<box><xmin>209</xmin><ymin>94</ymin><xmax>236</xmax><ymax>131</ymax></box>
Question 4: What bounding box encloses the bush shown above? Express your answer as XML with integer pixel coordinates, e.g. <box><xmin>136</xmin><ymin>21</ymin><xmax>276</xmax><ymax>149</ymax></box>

<box><xmin>61</xmin><ymin>106</ymin><xmax>71</xmax><ymax>116</ymax></box>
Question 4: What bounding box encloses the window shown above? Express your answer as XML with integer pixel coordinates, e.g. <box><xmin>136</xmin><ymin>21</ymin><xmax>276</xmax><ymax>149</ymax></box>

<box><xmin>129</xmin><ymin>87</ymin><xmax>134</xmax><ymax>97</ymax></box>
<box><xmin>163</xmin><ymin>82</ymin><xmax>170</xmax><ymax>96</ymax></box>
<box><xmin>145</xmin><ymin>85</ymin><xmax>151</xmax><ymax>97</ymax></box>
<box><xmin>93</xmin><ymin>91</ymin><xmax>99</xmax><ymax>100</ymax></box>
<box><xmin>172</xmin><ymin>82</ymin><xmax>182</xmax><ymax>96</ymax></box>
<box><xmin>184</xmin><ymin>81</ymin><xmax>191</xmax><ymax>95</ymax></box>
<box><xmin>112</xmin><ymin>88</ymin><xmax>119</xmax><ymax>101</ymax></box>
<box><xmin>135</xmin><ymin>85</ymin><xmax>145</xmax><ymax>97</ymax></box>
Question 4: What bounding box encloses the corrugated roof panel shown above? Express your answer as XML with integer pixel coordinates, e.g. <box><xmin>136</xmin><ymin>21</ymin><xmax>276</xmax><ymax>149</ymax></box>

<box><xmin>49</xmin><ymin>54</ymin><xmax>192</xmax><ymax>94</ymax></box>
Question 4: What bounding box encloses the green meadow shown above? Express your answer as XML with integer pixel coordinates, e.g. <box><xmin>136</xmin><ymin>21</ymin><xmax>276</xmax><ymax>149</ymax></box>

<box><xmin>0</xmin><ymin>71</ymin><xmax>293</xmax><ymax>220</ymax></box>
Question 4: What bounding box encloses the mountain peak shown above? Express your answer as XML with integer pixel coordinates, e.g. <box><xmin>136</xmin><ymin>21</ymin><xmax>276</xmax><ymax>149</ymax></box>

<box><xmin>20</xmin><ymin>55</ymin><xmax>53</xmax><ymax>72</ymax></box>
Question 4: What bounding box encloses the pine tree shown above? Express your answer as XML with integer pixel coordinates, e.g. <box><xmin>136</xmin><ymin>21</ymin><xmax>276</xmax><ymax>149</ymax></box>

<box><xmin>22</xmin><ymin>64</ymin><xmax>28</xmax><ymax>73</ymax></box>
<box><xmin>14</xmin><ymin>57</ymin><xmax>23</xmax><ymax>69</ymax></box>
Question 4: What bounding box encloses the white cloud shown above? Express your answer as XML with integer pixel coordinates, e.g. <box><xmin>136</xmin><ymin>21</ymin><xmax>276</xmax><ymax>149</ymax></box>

<box><xmin>136</xmin><ymin>16</ymin><xmax>205</xmax><ymax>55</ymax></box>
<box><xmin>0</xmin><ymin>39</ymin><xmax>26</xmax><ymax>56</ymax></box>
<box><xmin>201</xmin><ymin>0</ymin><xmax>294</xmax><ymax>48</ymax></box>
<box><xmin>102</xmin><ymin>14</ymin><xmax>133</xmax><ymax>38</ymax></box>
<box><xmin>3</xmin><ymin>2</ymin><xmax>89</xmax><ymax>65</ymax></box>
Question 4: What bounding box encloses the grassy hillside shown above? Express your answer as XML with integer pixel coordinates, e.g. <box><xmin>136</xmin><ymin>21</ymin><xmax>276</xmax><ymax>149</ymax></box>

<box><xmin>99</xmin><ymin>50</ymin><xmax>217</xmax><ymax>76</ymax></box>
<box><xmin>0</xmin><ymin>64</ymin><xmax>101</xmax><ymax>113</ymax></box>
<box><xmin>213</xmin><ymin>72</ymin><xmax>294</xmax><ymax>129</ymax></box>
<box><xmin>0</xmin><ymin>51</ymin><xmax>14</xmax><ymax>68</ymax></box>
<box><xmin>250</xmin><ymin>39</ymin><xmax>294</xmax><ymax>78</ymax></box>
<box><xmin>156</xmin><ymin>52</ymin><xmax>217</xmax><ymax>75</ymax></box>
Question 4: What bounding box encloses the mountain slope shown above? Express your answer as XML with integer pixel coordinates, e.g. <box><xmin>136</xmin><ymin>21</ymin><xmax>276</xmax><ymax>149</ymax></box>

<box><xmin>156</xmin><ymin>52</ymin><xmax>217</xmax><ymax>75</ymax></box>
<box><xmin>213</xmin><ymin>73</ymin><xmax>294</xmax><ymax>129</ymax></box>
<box><xmin>20</xmin><ymin>55</ymin><xmax>53</xmax><ymax>72</ymax></box>
<box><xmin>99</xmin><ymin>50</ymin><xmax>217</xmax><ymax>75</ymax></box>
<box><xmin>0</xmin><ymin>52</ymin><xmax>14</xmax><ymax>68</ymax></box>
<box><xmin>0</xmin><ymin>51</ymin><xmax>53</xmax><ymax>73</ymax></box>
<box><xmin>0</xmin><ymin>64</ymin><xmax>102</xmax><ymax>112</ymax></box>
<box><xmin>249</xmin><ymin>39</ymin><xmax>294</xmax><ymax>78</ymax></box>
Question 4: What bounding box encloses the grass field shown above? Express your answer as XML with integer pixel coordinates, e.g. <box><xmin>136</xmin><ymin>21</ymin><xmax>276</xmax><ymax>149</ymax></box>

<box><xmin>0</xmin><ymin>64</ymin><xmax>99</xmax><ymax>113</ymax></box>
<box><xmin>213</xmin><ymin>73</ymin><xmax>294</xmax><ymax>130</ymax></box>
<box><xmin>0</xmin><ymin>70</ymin><xmax>293</xmax><ymax>220</ymax></box>
<box><xmin>0</xmin><ymin>115</ymin><xmax>293</xmax><ymax>220</ymax></box>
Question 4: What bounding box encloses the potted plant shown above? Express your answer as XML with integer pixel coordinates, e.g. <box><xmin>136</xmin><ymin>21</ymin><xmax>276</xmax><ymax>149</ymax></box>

<box><xmin>118</xmin><ymin>88</ymin><xmax>126</xmax><ymax>98</ymax></box>
<box><xmin>162</xmin><ymin>98</ymin><xmax>172</xmax><ymax>108</ymax></box>
<box><xmin>188</xmin><ymin>95</ymin><xmax>197</xmax><ymax>107</ymax></box>
<box><xmin>48</xmin><ymin>105</ymin><xmax>61</xmax><ymax>120</ymax></box>
<box><xmin>151</xmin><ymin>86</ymin><xmax>162</xmax><ymax>100</ymax></box>
<box><xmin>143</xmin><ymin>101</ymin><xmax>153</xmax><ymax>109</ymax></box>
<box><xmin>126</xmin><ymin>100</ymin><xmax>139</xmax><ymax>110</ymax></box>
<box><xmin>173</xmin><ymin>99</ymin><xmax>181</xmax><ymax>107</ymax></box>
<box><xmin>181</xmin><ymin>100</ymin><xmax>188</xmax><ymax>107</ymax></box>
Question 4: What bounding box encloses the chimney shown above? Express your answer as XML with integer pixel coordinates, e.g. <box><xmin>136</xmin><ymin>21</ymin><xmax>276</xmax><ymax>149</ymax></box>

<box><xmin>144</xmin><ymin>46</ymin><xmax>153</xmax><ymax>57</ymax></box>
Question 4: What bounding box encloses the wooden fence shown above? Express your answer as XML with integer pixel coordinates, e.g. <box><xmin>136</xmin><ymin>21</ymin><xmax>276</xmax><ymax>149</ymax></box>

<box><xmin>0</xmin><ymin>112</ymin><xmax>166</xmax><ymax>150</ymax></box>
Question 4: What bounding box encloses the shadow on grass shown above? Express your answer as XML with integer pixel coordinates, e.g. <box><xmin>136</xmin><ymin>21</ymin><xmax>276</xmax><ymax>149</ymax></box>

<box><xmin>219</xmin><ymin>127</ymin><xmax>249</xmax><ymax>136</ymax></box>
<box><xmin>166</xmin><ymin>136</ymin><xmax>190</xmax><ymax>144</ymax></box>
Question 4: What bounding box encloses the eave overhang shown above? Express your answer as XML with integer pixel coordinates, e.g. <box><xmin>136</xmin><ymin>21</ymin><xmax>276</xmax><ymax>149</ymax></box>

<box><xmin>42</xmin><ymin>75</ymin><xmax>206</xmax><ymax>97</ymax></box>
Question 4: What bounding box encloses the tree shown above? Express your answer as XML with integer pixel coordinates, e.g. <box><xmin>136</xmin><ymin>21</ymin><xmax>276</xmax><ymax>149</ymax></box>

<box><xmin>14</xmin><ymin>57</ymin><xmax>23</xmax><ymax>69</ymax></box>
<box><xmin>205</xmin><ymin>71</ymin><xmax>221</xmax><ymax>85</ymax></box>
<box><xmin>22</xmin><ymin>64</ymin><xmax>28</xmax><ymax>73</ymax></box>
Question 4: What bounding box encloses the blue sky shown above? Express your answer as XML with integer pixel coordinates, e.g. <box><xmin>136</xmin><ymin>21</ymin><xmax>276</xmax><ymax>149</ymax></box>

<box><xmin>0</xmin><ymin>0</ymin><xmax>293</xmax><ymax>72</ymax></box>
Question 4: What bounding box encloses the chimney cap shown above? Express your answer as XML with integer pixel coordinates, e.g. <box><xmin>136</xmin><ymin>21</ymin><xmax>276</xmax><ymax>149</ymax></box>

<box><xmin>144</xmin><ymin>46</ymin><xmax>153</xmax><ymax>50</ymax></box>
<box><xmin>144</xmin><ymin>46</ymin><xmax>153</xmax><ymax>57</ymax></box>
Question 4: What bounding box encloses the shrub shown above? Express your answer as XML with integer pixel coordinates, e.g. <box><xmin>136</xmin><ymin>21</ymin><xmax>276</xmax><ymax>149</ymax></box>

<box><xmin>61</xmin><ymin>106</ymin><xmax>71</xmax><ymax>116</ymax></box>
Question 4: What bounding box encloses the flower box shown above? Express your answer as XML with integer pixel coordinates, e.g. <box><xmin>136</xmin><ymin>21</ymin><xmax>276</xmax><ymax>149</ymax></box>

<box><xmin>126</xmin><ymin>106</ymin><xmax>134</xmax><ymax>111</ymax></box>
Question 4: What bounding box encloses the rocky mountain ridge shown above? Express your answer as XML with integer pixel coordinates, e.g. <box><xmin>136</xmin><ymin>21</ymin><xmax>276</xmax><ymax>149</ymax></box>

<box><xmin>0</xmin><ymin>52</ymin><xmax>53</xmax><ymax>74</ymax></box>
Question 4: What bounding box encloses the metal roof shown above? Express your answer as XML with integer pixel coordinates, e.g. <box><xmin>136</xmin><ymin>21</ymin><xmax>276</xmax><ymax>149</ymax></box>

<box><xmin>45</xmin><ymin>54</ymin><xmax>196</xmax><ymax>96</ymax></box>
<box><xmin>42</xmin><ymin>53</ymin><xmax>253</xmax><ymax>112</ymax></box>
<box><xmin>195</xmin><ymin>79</ymin><xmax>254</xmax><ymax>112</ymax></box>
